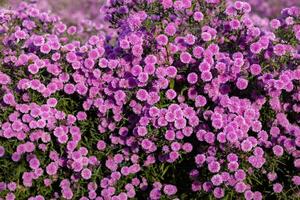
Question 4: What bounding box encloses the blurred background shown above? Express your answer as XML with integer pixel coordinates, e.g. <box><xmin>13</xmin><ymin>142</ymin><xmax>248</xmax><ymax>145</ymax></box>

<box><xmin>0</xmin><ymin>0</ymin><xmax>104</xmax><ymax>25</ymax></box>
<box><xmin>0</xmin><ymin>0</ymin><xmax>107</xmax><ymax>38</ymax></box>
<box><xmin>1</xmin><ymin>0</ymin><xmax>300</xmax><ymax>24</ymax></box>
<box><xmin>1</xmin><ymin>0</ymin><xmax>300</xmax><ymax>35</ymax></box>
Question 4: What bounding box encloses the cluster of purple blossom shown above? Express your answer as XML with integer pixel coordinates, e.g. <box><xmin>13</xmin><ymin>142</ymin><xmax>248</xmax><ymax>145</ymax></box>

<box><xmin>0</xmin><ymin>0</ymin><xmax>300</xmax><ymax>199</ymax></box>
<box><xmin>3</xmin><ymin>0</ymin><xmax>113</xmax><ymax>41</ymax></box>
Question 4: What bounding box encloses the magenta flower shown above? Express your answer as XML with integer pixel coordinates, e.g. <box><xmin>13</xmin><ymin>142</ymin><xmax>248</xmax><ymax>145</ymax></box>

<box><xmin>163</xmin><ymin>184</ymin><xmax>177</xmax><ymax>196</ymax></box>
<box><xmin>273</xmin><ymin>183</ymin><xmax>283</xmax><ymax>193</ymax></box>
<box><xmin>81</xmin><ymin>168</ymin><xmax>92</xmax><ymax>180</ymax></box>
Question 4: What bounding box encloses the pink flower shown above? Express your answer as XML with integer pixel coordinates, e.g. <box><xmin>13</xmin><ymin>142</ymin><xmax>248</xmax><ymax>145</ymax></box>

<box><xmin>165</xmin><ymin>130</ymin><xmax>175</xmax><ymax>141</ymax></box>
<box><xmin>211</xmin><ymin>174</ymin><xmax>223</xmax><ymax>186</ymax></box>
<box><xmin>250</xmin><ymin>42</ymin><xmax>262</xmax><ymax>54</ymax></box>
<box><xmin>201</xmin><ymin>32</ymin><xmax>212</xmax><ymax>41</ymax></box>
<box><xmin>180</xmin><ymin>52</ymin><xmax>192</xmax><ymax>64</ymax></box>
<box><xmin>40</xmin><ymin>44</ymin><xmax>51</xmax><ymax>54</ymax></box>
<box><xmin>250</xmin><ymin>64</ymin><xmax>262</xmax><ymax>76</ymax></box>
<box><xmin>136</xmin><ymin>89</ymin><xmax>148</xmax><ymax>101</ymax></box>
<box><xmin>201</xmin><ymin>71</ymin><xmax>212</xmax><ymax>82</ymax></box>
<box><xmin>163</xmin><ymin>184</ymin><xmax>177</xmax><ymax>196</ymax></box>
<box><xmin>187</xmin><ymin>73</ymin><xmax>198</xmax><ymax>84</ymax></box>
<box><xmin>208</xmin><ymin>161</ymin><xmax>220</xmax><ymax>173</ymax></box>
<box><xmin>273</xmin><ymin>44</ymin><xmax>286</xmax><ymax>56</ymax></box>
<box><xmin>241</xmin><ymin>139</ymin><xmax>253</xmax><ymax>152</ymax></box>
<box><xmin>161</xmin><ymin>0</ymin><xmax>173</xmax><ymax>9</ymax></box>
<box><xmin>0</xmin><ymin>73</ymin><xmax>11</xmax><ymax>85</ymax></box>
<box><xmin>81</xmin><ymin>168</ymin><xmax>92</xmax><ymax>180</ymax></box>
<box><xmin>193</xmin><ymin>11</ymin><xmax>204</xmax><ymax>22</ymax></box>
<box><xmin>165</xmin><ymin>23</ymin><xmax>177</xmax><ymax>36</ymax></box>
<box><xmin>46</xmin><ymin>162</ymin><xmax>58</xmax><ymax>175</ymax></box>
<box><xmin>273</xmin><ymin>183</ymin><xmax>283</xmax><ymax>193</ymax></box>
<box><xmin>47</xmin><ymin>98</ymin><xmax>58</xmax><ymax>107</ymax></box>
<box><xmin>236</xmin><ymin>78</ymin><xmax>248</xmax><ymax>90</ymax></box>
<box><xmin>272</xmin><ymin>145</ymin><xmax>284</xmax><ymax>157</ymax></box>
<box><xmin>166</xmin><ymin>89</ymin><xmax>177</xmax><ymax>100</ymax></box>
<box><xmin>29</xmin><ymin>158</ymin><xmax>40</xmax><ymax>170</ymax></box>
<box><xmin>235</xmin><ymin>182</ymin><xmax>247</xmax><ymax>193</ymax></box>
<box><xmin>3</xmin><ymin>93</ymin><xmax>16</xmax><ymax>106</ymax></box>
<box><xmin>156</xmin><ymin>34</ymin><xmax>168</xmax><ymax>46</ymax></box>
<box><xmin>28</xmin><ymin>64</ymin><xmax>39</xmax><ymax>74</ymax></box>
<box><xmin>137</xmin><ymin>126</ymin><xmax>147</xmax><ymax>136</ymax></box>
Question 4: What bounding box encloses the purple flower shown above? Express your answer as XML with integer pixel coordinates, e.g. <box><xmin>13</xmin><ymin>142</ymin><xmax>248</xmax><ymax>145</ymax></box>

<box><xmin>208</xmin><ymin>161</ymin><xmax>220</xmax><ymax>173</ymax></box>
<box><xmin>273</xmin><ymin>183</ymin><xmax>283</xmax><ymax>193</ymax></box>
<box><xmin>236</xmin><ymin>78</ymin><xmax>248</xmax><ymax>90</ymax></box>
<box><xmin>193</xmin><ymin>11</ymin><xmax>204</xmax><ymax>22</ymax></box>
<box><xmin>81</xmin><ymin>168</ymin><xmax>92</xmax><ymax>180</ymax></box>
<box><xmin>211</xmin><ymin>174</ymin><xmax>223</xmax><ymax>186</ymax></box>
<box><xmin>163</xmin><ymin>184</ymin><xmax>177</xmax><ymax>196</ymax></box>
<box><xmin>180</xmin><ymin>52</ymin><xmax>192</xmax><ymax>64</ymax></box>
<box><xmin>187</xmin><ymin>73</ymin><xmax>198</xmax><ymax>84</ymax></box>
<box><xmin>272</xmin><ymin>145</ymin><xmax>284</xmax><ymax>157</ymax></box>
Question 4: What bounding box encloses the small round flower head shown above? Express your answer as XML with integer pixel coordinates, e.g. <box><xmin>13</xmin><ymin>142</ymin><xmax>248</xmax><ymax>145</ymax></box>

<box><xmin>161</xmin><ymin>0</ymin><xmax>173</xmax><ymax>9</ymax></box>
<box><xmin>273</xmin><ymin>44</ymin><xmax>286</xmax><ymax>56</ymax></box>
<box><xmin>144</xmin><ymin>55</ymin><xmax>157</xmax><ymax>65</ymax></box>
<box><xmin>195</xmin><ymin>95</ymin><xmax>207</xmax><ymax>107</ymax></box>
<box><xmin>193</xmin><ymin>11</ymin><xmax>204</xmax><ymax>22</ymax></box>
<box><xmin>7</xmin><ymin>182</ymin><xmax>16</xmax><ymax>192</ymax></box>
<box><xmin>234</xmin><ymin>169</ymin><xmax>246</xmax><ymax>181</ymax></box>
<box><xmin>166</xmin><ymin>66</ymin><xmax>177</xmax><ymax>78</ymax></box>
<box><xmin>272</xmin><ymin>145</ymin><xmax>284</xmax><ymax>157</ymax></box>
<box><xmin>137</xmin><ymin>126</ymin><xmax>147</xmax><ymax>136</ymax></box>
<box><xmin>241</xmin><ymin>139</ymin><xmax>253</xmax><ymax>152</ymax></box>
<box><xmin>76</xmin><ymin>111</ymin><xmax>87</xmax><ymax>121</ymax></box>
<box><xmin>165</xmin><ymin>23</ymin><xmax>177</xmax><ymax>36</ymax></box>
<box><xmin>201</xmin><ymin>71</ymin><xmax>212</xmax><ymax>82</ymax></box>
<box><xmin>187</xmin><ymin>73</ymin><xmax>198</xmax><ymax>84</ymax></box>
<box><xmin>250</xmin><ymin>42</ymin><xmax>262</xmax><ymax>54</ymax></box>
<box><xmin>136</xmin><ymin>89</ymin><xmax>148</xmax><ymax>101</ymax></box>
<box><xmin>33</xmin><ymin>35</ymin><xmax>45</xmax><ymax>46</ymax></box>
<box><xmin>64</xmin><ymin>84</ymin><xmax>75</xmax><ymax>94</ymax></box>
<box><xmin>46</xmin><ymin>163</ymin><xmax>58</xmax><ymax>176</ymax></box>
<box><xmin>292</xmin><ymin>176</ymin><xmax>300</xmax><ymax>186</ymax></box>
<box><xmin>213</xmin><ymin>187</ymin><xmax>224</xmax><ymax>199</ymax></box>
<box><xmin>47</xmin><ymin>98</ymin><xmax>58</xmax><ymax>107</ymax></box>
<box><xmin>156</xmin><ymin>34</ymin><xmax>168</xmax><ymax>46</ymax></box>
<box><xmin>250</xmin><ymin>64</ymin><xmax>262</xmax><ymax>76</ymax></box>
<box><xmin>165</xmin><ymin>130</ymin><xmax>176</xmax><ymax>141</ymax></box>
<box><xmin>81</xmin><ymin>168</ymin><xmax>92</xmax><ymax>180</ymax></box>
<box><xmin>273</xmin><ymin>183</ymin><xmax>283</xmax><ymax>193</ymax></box>
<box><xmin>208</xmin><ymin>161</ymin><xmax>220</xmax><ymax>173</ymax></box>
<box><xmin>84</xmin><ymin>58</ymin><xmax>95</xmax><ymax>69</ymax></box>
<box><xmin>166</xmin><ymin>89</ymin><xmax>177</xmax><ymax>100</ymax></box>
<box><xmin>28</xmin><ymin>64</ymin><xmax>39</xmax><ymax>74</ymax></box>
<box><xmin>267</xmin><ymin>172</ymin><xmax>277</xmax><ymax>182</ymax></box>
<box><xmin>201</xmin><ymin>32</ymin><xmax>212</xmax><ymax>41</ymax></box>
<box><xmin>163</xmin><ymin>184</ymin><xmax>177</xmax><ymax>196</ymax></box>
<box><xmin>235</xmin><ymin>182</ymin><xmax>247</xmax><ymax>193</ymax></box>
<box><xmin>40</xmin><ymin>44</ymin><xmax>51</xmax><ymax>54</ymax></box>
<box><xmin>185</xmin><ymin>34</ymin><xmax>196</xmax><ymax>45</ymax></box>
<box><xmin>29</xmin><ymin>158</ymin><xmax>40</xmax><ymax>169</ymax></box>
<box><xmin>211</xmin><ymin>174</ymin><xmax>223</xmax><ymax>186</ymax></box>
<box><xmin>180</xmin><ymin>52</ymin><xmax>192</xmax><ymax>64</ymax></box>
<box><xmin>236</xmin><ymin>78</ymin><xmax>248</xmax><ymax>90</ymax></box>
<box><xmin>15</xmin><ymin>30</ymin><xmax>27</xmax><ymax>39</ymax></box>
<box><xmin>193</xmin><ymin>46</ymin><xmax>204</xmax><ymax>58</ymax></box>
<box><xmin>270</xmin><ymin>19</ymin><xmax>281</xmax><ymax>29</ymax></box>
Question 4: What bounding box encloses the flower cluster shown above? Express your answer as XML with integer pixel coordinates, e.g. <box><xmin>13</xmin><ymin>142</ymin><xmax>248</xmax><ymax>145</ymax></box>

<box><xmin>3</xmin><ymin>0</ymin><xmax>113</xmax><ymax>41</ymax></box>
<box><xmin>0</xmin><ymin>0</ymin><xmax>300</xmax><ymax>199</ymax></box>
